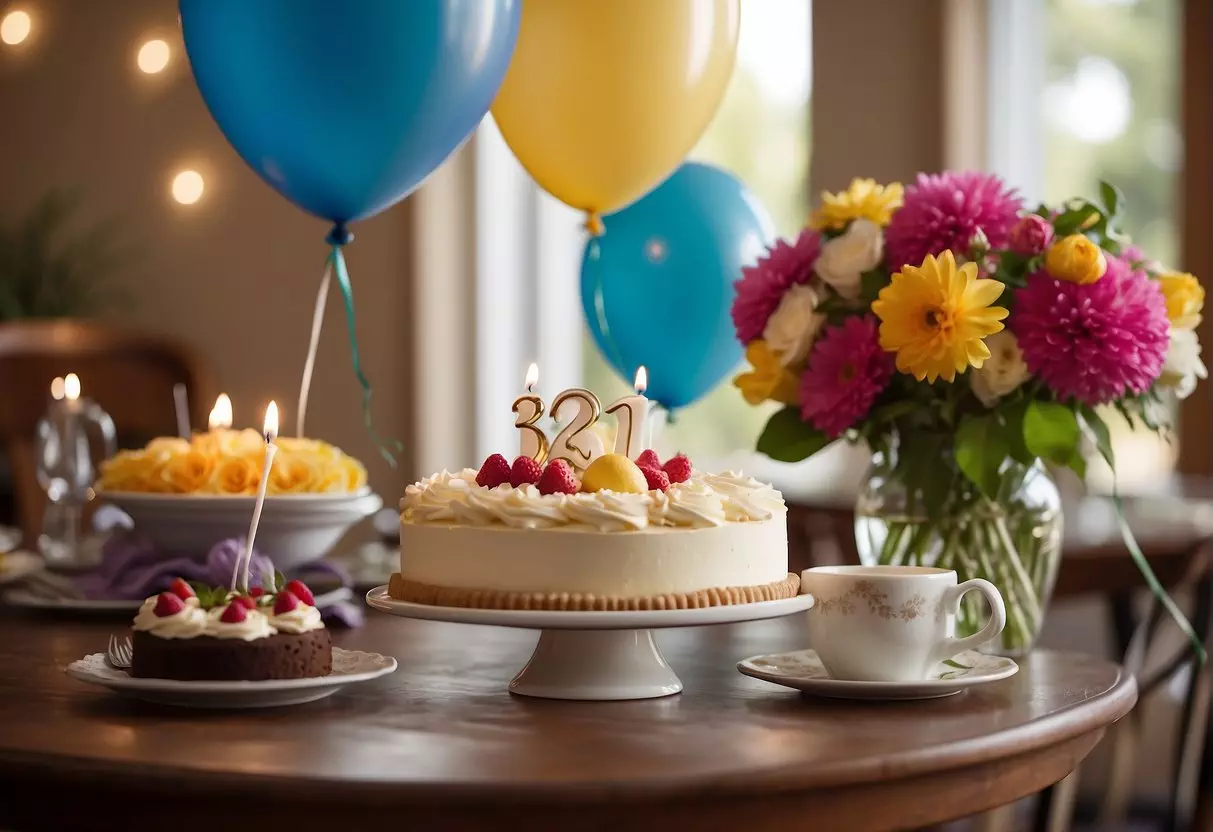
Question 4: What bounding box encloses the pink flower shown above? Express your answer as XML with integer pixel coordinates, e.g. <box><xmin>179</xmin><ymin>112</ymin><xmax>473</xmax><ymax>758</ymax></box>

<box><xmin>732</xmin><ymin>229</ymin><xmax>821</xmax><ymax>344</ymax></box>
<box><xmin>799</xmin><ymin>316</ymin><xmax>893</xmax><ymax>438</ymax></box>
<box><xmin>884</xmin><ymin>171</ymin><xmax>1022</xmax><ymax>270</ymax></box>
<box><xmin>1011</xmin><ymin>254</ymin><xmax>1170</xmax><ymax>406</ymax></box>
<box><xmin>1007</xmin><ymin>214</ymin><xmax>1054</xmax><ymax>257</ymax></box>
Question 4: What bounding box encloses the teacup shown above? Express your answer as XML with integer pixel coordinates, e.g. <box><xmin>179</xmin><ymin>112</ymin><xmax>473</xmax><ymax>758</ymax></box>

<box><xmin>801</xmin><ymin>565</ymin><xmax>1006</xmax><ymax>682</ymax></box>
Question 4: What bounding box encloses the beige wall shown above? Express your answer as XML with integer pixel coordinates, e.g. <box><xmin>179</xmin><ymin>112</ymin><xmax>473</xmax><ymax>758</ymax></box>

<box><xmin>811</xmin><ymin>0</ymin><xmax>945</xmax><ymax>192</ymax></box>
<box><xmin>0</xmin><ymin>0</ymin><xmax>415</xmax><ymax>506</ymax></box>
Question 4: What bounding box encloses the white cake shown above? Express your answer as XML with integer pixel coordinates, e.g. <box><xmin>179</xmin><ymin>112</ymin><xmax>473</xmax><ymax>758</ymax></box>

<box><xmin>390</xmin><ymin>466</ymin><xmax>795</xmax><ymax>610</ymax></box>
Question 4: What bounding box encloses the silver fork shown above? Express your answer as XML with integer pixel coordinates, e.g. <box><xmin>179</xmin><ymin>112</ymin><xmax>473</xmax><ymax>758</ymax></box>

<box><xmin>106</xmin><ymin>635</ymin><xmax>132</xmax><ymax>670</ymax></box>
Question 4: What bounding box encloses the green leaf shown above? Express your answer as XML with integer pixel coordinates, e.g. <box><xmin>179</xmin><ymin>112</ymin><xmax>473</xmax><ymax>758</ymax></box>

<box><xmin>1023</xmin><ymin>401</ymin><xmax>1081</xmax><ymax>466</ymax></box>
<box><xmin>1079</xmin><ymin>405</ymin><xmax>1115</xmax><ymax>468</ymax></box>
<box><xmin>1000</xmin><ymin>399</ymin><xmax>1034</xmax><ymax>465</ymax></box>
<box><xmin>1065</xmin><ymin>449</ymin><xmax>1087</xmax><ymax>481</ymax></box>
<box><xmin>1052</xmin><ymin>203</ymin><xmax>1102</xmax><ymax>237</ymax></box>
<box><xmin>860</xmin><ymin>268</ymin><xmax>888</xmax><ymax>303</ymax></box>
<box><xmin>955</xmin><ymin>415</ymin><xmax>1008</xmax><ymax>498</ymax></box>
<box><xmin>274</xmin><ymin>570</ymin><xmax>287</xmax><ymax>593</ymax></box>
<box><xmin>1099</xmin><ymin>181</ymin><xmax>1124</xmax><ymax>218</ymax></box>
<box><xmin>1112</xmin><ymin>492</ymin><xmax>1206</xmax><ymax>664</ymax></box>
<box><xmin>942</xmin><ymin>658</ymin><xmax>973</xmax><ymax>670</ymax></box>
<box><xmin>866</xmin><ymin>400</ymin><xmax>918</xmax><ymax>425</ymax></box>
<box><xmin>756</xmin><ymin>407</ymin><xmax>832</xmax><ymax>463</ymax></box>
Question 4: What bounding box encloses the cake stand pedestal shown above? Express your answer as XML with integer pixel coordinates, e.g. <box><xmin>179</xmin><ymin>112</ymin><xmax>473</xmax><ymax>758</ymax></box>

<box><xmin>365</xmin><ymin>586</ymin><xmax>815</xmax><ymax>700</ymax></box>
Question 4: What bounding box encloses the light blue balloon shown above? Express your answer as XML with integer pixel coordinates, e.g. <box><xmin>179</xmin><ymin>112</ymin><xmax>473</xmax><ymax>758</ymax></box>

<box><xmin>581</xmin><ymin>163</ymin><xmax>775</xmax><ymax>410</ymax></box>
<box><xmin>180</xmin><ymin>0</ymin><xmax>520</xmax><ymax>225</ymax></box>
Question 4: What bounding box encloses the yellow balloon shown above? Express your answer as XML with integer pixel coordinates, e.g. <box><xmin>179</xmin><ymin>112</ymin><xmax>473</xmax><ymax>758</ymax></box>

<box><xmin>491</xmin><ymin>0</ymin><xmax>739</xmax><ymax>223</ymax></box>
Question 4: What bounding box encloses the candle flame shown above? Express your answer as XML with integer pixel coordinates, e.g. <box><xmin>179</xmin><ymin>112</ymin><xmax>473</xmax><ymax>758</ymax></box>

<box><xmin>208</xmin><ymin>393</ymin><xmax>233</xmax><ymax>430</ymax></box>
<box><xmin>264</xmin><ymin>401</ymin><xmax>279</xmax><ymax>443</ymax></box>
<box><xmin>634</xmin><ymin>366</ymin><xmax>648</xmax><ymax>395</ymax></box>
<box><xmin>525</xmin><ymin>362</ymin><xmax>539</xmax><ymax>392</ymax></box>
<box><xmin>64</xmin><ymin>373</ymin><xmax>81</xmax><ymax>402</ymax></box>
<box><xmin>50</xmin><ymin>376</ymin><xmax>65</xmax><ymax>401</ymax></box>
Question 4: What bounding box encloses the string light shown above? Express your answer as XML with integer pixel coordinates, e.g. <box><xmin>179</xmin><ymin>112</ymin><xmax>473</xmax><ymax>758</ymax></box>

<box><xmin>137</xmin><ymin>39</ymin><xmax>170</xmax><ymax>74</ymax></box>
<box><xmin>171</xmin><ymin>170</ymin><xmax>205</xmax><ymax>205</ymax></box>
<box><xmin>0</xmin><ymin>9</ymin><xmax>31</xmax><ymax>46</ymax></box>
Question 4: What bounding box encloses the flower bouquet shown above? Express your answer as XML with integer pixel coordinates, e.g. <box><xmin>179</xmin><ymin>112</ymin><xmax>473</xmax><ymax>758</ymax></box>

<box><xmin>733</xmin><ymin>172</ymin><xmax>1205</xmax><ymax>655</ymax></box>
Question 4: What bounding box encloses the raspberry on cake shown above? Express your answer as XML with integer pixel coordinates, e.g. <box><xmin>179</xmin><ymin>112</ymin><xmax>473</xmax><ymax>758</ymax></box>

<box><xmin>129</xmin><ymin>577</ymin><xmax>332</xmax><ymax>681</ymax></box>
<box><xmin>392</xmin><ymin>453</ymin><xmax>796</xmax><ymax>611</ymax></box>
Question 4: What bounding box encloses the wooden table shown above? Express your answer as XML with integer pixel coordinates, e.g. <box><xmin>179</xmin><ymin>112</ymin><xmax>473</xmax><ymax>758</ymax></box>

<box><xmin>0</xmin><ymin>610</ymin><xmax>1135</xmax><ymax>831</ymax></box>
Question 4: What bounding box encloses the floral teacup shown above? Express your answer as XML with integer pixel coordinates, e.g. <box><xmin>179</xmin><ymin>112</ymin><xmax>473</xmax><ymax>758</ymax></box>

<box><xmin>801</xmin><ymin>565</ymin><xmax>1006</xmax><ymax>682</ymax></box>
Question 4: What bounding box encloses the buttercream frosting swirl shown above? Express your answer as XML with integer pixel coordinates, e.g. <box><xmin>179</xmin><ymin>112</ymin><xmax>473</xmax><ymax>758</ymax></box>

<box><xmin>403</xmin><ymin>469</ymin><xmax>477</xmax><ymax>522</ymax></box>
<box><xmin>133</xmin><ymin>596</ymin><xmax>208</xmax><ymax>638</ymax></box>
<box><xmin>562</xmin><ymin>491</ymin><xmax>651</xmax><ymax>531</ymax></box>
<box><xmin>698</xmin><ymin>471</ymin><xmax>785</xmax><ymax>521</ymax></box>
<box><xmin>649</xmin><ymin>482</ymin><xmax>726</xmax><ymax>528</ymax></box>
<box><xmin>205</xmin><ymin>607</ymin><xmax>277</xmax><ymax>641</ymax></box>
<box><xmin>401</xmin><ymin>468</ymin><xmax>784</xmax><ymax>531</ymax></box>
<box><xmin>269</xmin><ymin>603</ymin><xmax>324</xmax><ymax>634</ymax></box>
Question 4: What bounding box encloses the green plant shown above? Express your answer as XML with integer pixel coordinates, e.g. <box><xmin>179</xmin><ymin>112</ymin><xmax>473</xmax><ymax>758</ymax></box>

<box><xmin>0</xmin><ymin>190</ymin><xmax>133</xmax><ymax>320</ymax></box>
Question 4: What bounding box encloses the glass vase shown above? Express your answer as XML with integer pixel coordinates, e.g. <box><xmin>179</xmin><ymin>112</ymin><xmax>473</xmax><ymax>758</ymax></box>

<box><xmin>854</xmin><ymin>445</ymin><xmax>1063</xmax><ymax>656</ymax></box>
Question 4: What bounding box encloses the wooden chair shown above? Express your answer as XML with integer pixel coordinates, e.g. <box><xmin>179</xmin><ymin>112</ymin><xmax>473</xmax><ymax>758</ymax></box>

<box><xmin>0</xmin><ymin>319</ymin><xmax>215</xmax><ymax>547</ymax></box>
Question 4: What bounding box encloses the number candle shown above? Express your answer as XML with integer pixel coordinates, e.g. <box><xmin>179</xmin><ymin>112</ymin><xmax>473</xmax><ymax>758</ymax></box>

<box><xmin>605</xmin><ymin>366</ymin><xmax>649</xmax><ymax>458</ymax></box>
<box><xmin>512</xmin><ymin>363</ymin><xmax>549</xmax><ymax>462</ymax></box>
<box><xmin>233</xmin><ymin>401</ymin><xmax>278</xmax><ymax>592</ymax></box>
<box><xmin>548</xmin><ymin>388</ymin><xmax>605</xmax><ymax>470</ymax></box>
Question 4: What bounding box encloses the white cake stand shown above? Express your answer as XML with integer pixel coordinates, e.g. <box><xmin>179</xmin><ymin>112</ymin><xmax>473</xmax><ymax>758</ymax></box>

<box><xmin>366</xmin><ymin>586</ymin><xmax>815</xmax><ymax>700</ymax></box>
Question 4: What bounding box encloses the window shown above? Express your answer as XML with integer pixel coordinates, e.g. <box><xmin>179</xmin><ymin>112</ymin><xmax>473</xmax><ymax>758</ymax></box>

<box><xmin>580</xmin><ymin>0</ymin><xmax>813</xmax><ymax>469</ymax></box>
<box><xmin>989</xmin><ymin>0</ymin><xmax>1181</xmax><ymax>491</ymax></box>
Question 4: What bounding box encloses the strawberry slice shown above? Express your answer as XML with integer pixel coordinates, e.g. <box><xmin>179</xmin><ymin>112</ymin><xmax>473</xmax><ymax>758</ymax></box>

<box><xmin>283</xmin><ymin>580</ymin><xmax>315</xmax><ymax>606</ymax></box>
<box><xmin>219</xmin><ymin>600</ymin><xmax>248</xmax><ymax>624</ymax></box>
<box><xmin>273</xmin><ymin>590</ymin><xmax>300</xmax><ymax>615</ymax></box>
<box><xmin>168</xmin><ymin>578</ymin><xmax>196</xmax><ymax>600</ymax></box>
<box><xmin>153</xmin><ymin>592</ymin><xmax>185</xmax><ymax>617</ymax></box>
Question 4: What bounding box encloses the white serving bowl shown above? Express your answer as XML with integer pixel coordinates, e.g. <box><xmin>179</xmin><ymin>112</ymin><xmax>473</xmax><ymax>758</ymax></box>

<box><xmin>96</xmin><ymin>489</ymin><xmax>384</xmax><ymax>571</ymax></box>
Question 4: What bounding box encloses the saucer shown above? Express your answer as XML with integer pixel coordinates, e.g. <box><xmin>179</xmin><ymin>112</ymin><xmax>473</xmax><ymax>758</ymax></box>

<box><xmin>737</xmin><ymin>649</ymin><xmax>1018</xmax><ymax>700</ymax></box>
<box><xmin>66</xmin><ymin>647</ymin><xmax>397</xmax><ymax>708</ymax></box>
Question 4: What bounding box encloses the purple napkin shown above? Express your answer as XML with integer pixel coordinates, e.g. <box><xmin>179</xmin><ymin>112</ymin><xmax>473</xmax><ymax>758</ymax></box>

<box><xmin>74</xmin><ymin>534</ymin><xmax>362</xmax><ymax>627</ymax></box>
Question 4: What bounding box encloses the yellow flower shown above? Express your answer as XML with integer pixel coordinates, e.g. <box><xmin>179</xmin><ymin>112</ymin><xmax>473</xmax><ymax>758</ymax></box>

<box><xmin>1044</xmin><ymin>234</ymin><xmax>1107</xmax><ymax>285</ymax></box>
<box><xmin>269</xmin><ymin>454</ymin><xmax>324</xmax><ymax>495</ymax></box>
<box><xmin>733</xmin><ymin>340</ymin><xmax>802</xmax><ymax>406</ymax></box>
<box><xmin>872</xmin><ymin>250</ymin><xmax>1008</xmax><ymax>383</ymax></box>
<box><xmin>339</xmin><ymin>455</ymin><xmax>369</xmax><ymax>491</ymax></box>
<box><xmin>1159</xmin><ymin>271</ymin><xmax>1204</xmax><ymax>330</ymax></box>
<box><xmin>160</xmin><ymin>450</ymin><xmax>216</xmax><ymax>494</ymax></box>
<box><xmin>809</xmin><ymin>178</ymin><xmax>904</xmax><ymax>231</ymax></box>
<box><xmin>207</xmin><ymin>454</ymin><xmax>260</xmax><ymax>495</ymax></box>
<box><xmin>98</xmin><ymin>450</ymin><xmax>150</xmax><ymax>491</ymax></box>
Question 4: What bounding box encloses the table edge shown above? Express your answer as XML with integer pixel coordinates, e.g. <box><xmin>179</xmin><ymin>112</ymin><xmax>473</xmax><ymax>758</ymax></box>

<box><xmin>0</xmin><ymin>657</ymin><xmax>1139</xmax><ymax>803</ymax></box>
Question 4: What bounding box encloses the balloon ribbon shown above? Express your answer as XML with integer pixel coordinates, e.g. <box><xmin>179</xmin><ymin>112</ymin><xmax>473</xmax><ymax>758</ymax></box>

<box><xmin>296</xmin><ymin>240</ymin><xmax>401</xmax><ymax>467</ymax></box>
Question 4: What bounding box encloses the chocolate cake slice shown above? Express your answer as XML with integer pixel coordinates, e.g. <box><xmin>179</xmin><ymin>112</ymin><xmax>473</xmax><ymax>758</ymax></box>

<box><xmin>131</xmin><ymin>629</ymin><xmax>332</xmax><ymax>681</ymax></box>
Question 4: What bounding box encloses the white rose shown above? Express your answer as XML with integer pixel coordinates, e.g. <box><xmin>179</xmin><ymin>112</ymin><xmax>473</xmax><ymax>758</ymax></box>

<box><xmin>814</xmin><ymin>218</ymin><xmax>884</xmax><ymax>300</ymax></box>
<box><xmin>1160</xmin><ymin>328</ymin><xmax>1208</xmax><ymax>400</ymax></box>
<box><xmin>762</xmin><ymin>283</ymin><xmax>824</xmax><ymax>367</ymax></box>
<box><xmin>971</xmin><ymin>331</ymin><xmax>1030</xmax><ymax>406</ymax></box>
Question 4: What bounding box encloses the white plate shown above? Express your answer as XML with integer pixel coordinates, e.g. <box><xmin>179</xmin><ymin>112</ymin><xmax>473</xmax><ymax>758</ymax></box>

<box><xmin>96</xmin><ymin>490</ymin><xmax>383</xmax><ymax>571</ymax></box>
<box><xmin>737</xmin><ymin>649</ymin><xmax>1019</xmax><ymax>700</ymax></box>
<box><xmin>365</xmin><ymin>585</ymin><xmax>816</xmax><ymax>630</ymax></box>
<box><xmin>65</xmin><ymin>647</ymin><xmax>397</xmax><ymax>708</ymax></box>
<box><xmin>4</xmin><ymin>590</ymin><xmax>141</xmax><ymax>614</ymax></box>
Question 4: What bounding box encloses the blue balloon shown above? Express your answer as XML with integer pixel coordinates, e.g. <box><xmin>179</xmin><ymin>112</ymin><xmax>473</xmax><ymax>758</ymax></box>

<box><xmin>581</xmin><ymin>163</ymin><xmax>775</xmax><ymax>410</ymax></box>
<box><xmin>180</xmin><ymin>0</ymin><xmax>520</xmax><ymax>224</ymax></box>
